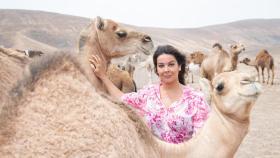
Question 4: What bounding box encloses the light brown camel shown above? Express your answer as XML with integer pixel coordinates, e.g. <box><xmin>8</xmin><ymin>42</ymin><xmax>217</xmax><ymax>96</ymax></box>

<box><xmin>117</xmin><ymin>55</ymin><xmax>136</xmax><ymax>78</ymax></box>
<box><xmin>0</xmin><ymin>53</ymin><xmax>261</xmax><ymax>158</ymax></box>
<box><xmin>156</xmin><ymin>71</ymin><xmax>262</xmax><ymax>158</ymax></box>
<box><xmin>77</xmin><ymin>16</ymin><xmax>153</xmax><ymax>92</ymax></box>
<box><xmin>186</xmin><ymin>51</ymin><xmax>206</xmax><ymax>83</ymax></box>
<box><xmin>115</xmin><ymin>55</ymin><xmax>137</xmax><ymax>92</ymax></box>
<box><xmin>240</xmin><ymin>49</ymin><xmax>275</xmax><ymax>85</ymax></box>
<box><xmin>0</xmin><ymin>52</ymin><xmax>159</xmax><ymax>157</ymax></box>
<box><xmin>78</xmin><ymin>17</ymin><xmax>151</xmax><ymax>92</ymax></box>
<box><xmin>107</xmin><ymin>64</ymin><xmax>137</xmax><ymax>92</ymax></box>
<box><xmin>200</xmin><ymin>43</ymin><xmax>245</xmax><ymax>81</ymax></box>
<box><xmin>0</xmin><ymin>46</ymin><xmax>30</xmax><ymax>110</ymax></box>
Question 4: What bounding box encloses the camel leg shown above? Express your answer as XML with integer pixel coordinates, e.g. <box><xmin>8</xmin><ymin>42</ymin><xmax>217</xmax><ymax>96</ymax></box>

<box><xmin>255</xmin><ymin>66</ymin><xmax>260</xmax><ymax>82</ymax></box>
<box><xmin>271</xmin><ymin>67</ymin><xmax>275</xmax><ymax>85</ymax></box>
<box><xmin>261</xmin><ymin>68</ymin><xmax>265</xmax><ymax>83</ymax></box>
<box><xmin>266</xmin><ymin>68</ymin><xmax>270</xmax><ymax>84</ymax></box>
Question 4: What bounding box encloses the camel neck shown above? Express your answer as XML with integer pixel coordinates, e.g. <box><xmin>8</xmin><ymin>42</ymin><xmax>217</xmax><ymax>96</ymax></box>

<box><xmin>245</xmin><ymin>60</ymin><xmax>256</xmax><ymax>66</ymax></box>
<box><xmin>80</xmin><ymin>29</ymin><xmax>110</xmax><ymax>92</ymax></box>
<box><xmin>194</xmin><ymin>108</ymin><xmax>248</xmax><ymax>157</ymax></box>
<box><xmin>230</xmin><ymin>52</ymin><xmax>239</xmax><ymax>70</ymax></box>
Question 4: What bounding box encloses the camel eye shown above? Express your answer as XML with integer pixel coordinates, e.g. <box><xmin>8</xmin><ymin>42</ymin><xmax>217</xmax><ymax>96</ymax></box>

<box><xmin>116</xmin><ymin>31</ymin><xmax>127</xmax><ymax>38</ymax></box>
<box><xmin>215</xmin><ymin>83</ymin><xmax>224</xmax><ymax>92</ymax></box>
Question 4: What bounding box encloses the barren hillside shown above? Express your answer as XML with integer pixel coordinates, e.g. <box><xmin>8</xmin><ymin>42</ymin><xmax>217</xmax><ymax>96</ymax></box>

<box><xmin>0</xmin><ymin>9</ymin><xmax>280</xmax><ymax>57</ymax></box>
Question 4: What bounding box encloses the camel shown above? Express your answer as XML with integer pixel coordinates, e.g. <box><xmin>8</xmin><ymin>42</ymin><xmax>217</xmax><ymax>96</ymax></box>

<box><xmin>0</xmin><ymin>46</ymin><xmax>30</xmax><ymax>110</ymax></box>
<box><xmin>107</xmin><ymin>64</ymin><xmax>137</xmax><ymax>92</ymax></box>
<box><xmin>117</xmin><ymin>55</ymin><xmax>136</xmax><ymax>78</ymax></box>
<box><xmin>186</xmin><ymin>51</ymin><xmax>206</xmax><ymax>83</ymax></box>
<box><xmin>0</xmin><ymin>50</ymin><xmax>261</xmax><ymax>158</ymax></box>
<box><xmin>240</xmin><ymin>49</ymin><xmax>275</xmax><ymax>85</ymax></box>
<box><xmin>78</xmin><ymin>17</ymin><xmax>152</xmax><ymax>92</ymax></box>
<box><xmin>77</xmin><ymin>16</ymin><xmax>153</xmax><ymax>92</ymax></box>
<box><xmin>200</xmin><ymin>42</ymin><xmax>245</xmax><ymax>81</ymax></box>
<box><xmin>0</xmin><ymin>52</ymin><xmax>159</xmax><ymax>157</ymax></box>
<box><xmin>156</xmin><ymin>71</ymin><xmax>262</xmax><ymax>158</ymax></box>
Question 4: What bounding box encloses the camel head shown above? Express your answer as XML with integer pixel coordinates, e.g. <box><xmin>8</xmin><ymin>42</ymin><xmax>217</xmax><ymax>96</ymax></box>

<box><xmin>239</xmin><ymin>57</ymin><xmax>251</xmax><ymax>64</ymax></box>
<box><xmin>79</xmin><ymin>16</ymin><xmax>153</xmax><ymax>62</ymax></box>
<box><xmin>201</xmin><ymin>71</ymin><xmax>262</xmax><ymax>122</ymax></box>
<box><xmin>229</xmin><ymin>43</ymin><xmax>245</xmax><ymax>55</ymax></box>
<box><xmin>189</xmin><ymin>51</ymin><xmax>206</xmax><ymax>65</ymax></box>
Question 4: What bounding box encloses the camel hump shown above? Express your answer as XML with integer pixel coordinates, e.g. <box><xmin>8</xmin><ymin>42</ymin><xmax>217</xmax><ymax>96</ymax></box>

<box><xmin>11</xmin><ymin>52</ymin><xmax>77</xmax><ymax>97</ymax></box>
<box><xmin>262</xmin><ymin>49</ymin><xmax>269</xmax><ymax>54</ymax></box>
<box><xmin>212</xmin><ymin>43</ymin><xmax>222</xmax><ymax>49</ymax></box>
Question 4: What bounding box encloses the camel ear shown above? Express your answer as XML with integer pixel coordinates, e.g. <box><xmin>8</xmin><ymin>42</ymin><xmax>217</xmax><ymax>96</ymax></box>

<box><xmin>199</xmin><ymin>77</ymin><xmax>212</xmax><ymax>105</ymax></box>
<box><xmin>96</xmin><ymin>16</ymin><xmax>105</xmax><ymax>30</ymax></box>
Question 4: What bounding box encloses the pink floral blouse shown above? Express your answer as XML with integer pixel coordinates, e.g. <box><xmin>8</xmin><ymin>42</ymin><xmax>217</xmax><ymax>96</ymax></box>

<box><xmin>121</xmin><ymin>83</ymin><xmax>210</xmax><ymax>144</ymax></box>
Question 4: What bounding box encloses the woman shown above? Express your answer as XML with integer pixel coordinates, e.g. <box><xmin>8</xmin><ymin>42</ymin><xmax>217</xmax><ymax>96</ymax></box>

<box><xmin>90</xmin><ymin>45</ymin><xmax>210</xmax><ymax>144</ymax></box>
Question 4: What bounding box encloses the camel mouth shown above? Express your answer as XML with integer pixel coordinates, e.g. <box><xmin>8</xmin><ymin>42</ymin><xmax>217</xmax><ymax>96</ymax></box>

<box><xmin>238</xmin><ymin>81</ymin><xmax>262</xmax><ymax>98</ymax></box>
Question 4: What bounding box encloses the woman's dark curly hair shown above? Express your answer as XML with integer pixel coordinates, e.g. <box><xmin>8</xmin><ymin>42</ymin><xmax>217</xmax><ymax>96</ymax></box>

<box><xmin>153</xmin><ymin>45</ymin><xmax>186</xmax><ymax>85</ymax></box>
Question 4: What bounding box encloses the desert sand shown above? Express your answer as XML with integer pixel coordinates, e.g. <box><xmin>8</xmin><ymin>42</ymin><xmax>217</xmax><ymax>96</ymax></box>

<box><xmin>234</xmin><ymin>57</ymin><xmax>280</xmax><ymax>158</ymax></box>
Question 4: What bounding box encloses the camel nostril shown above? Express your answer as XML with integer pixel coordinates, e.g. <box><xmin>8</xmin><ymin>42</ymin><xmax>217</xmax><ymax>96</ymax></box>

<box><xmin>142</xmin><ymin>35</ymin><xmax>152</xmax><ymax>43</ymax></box>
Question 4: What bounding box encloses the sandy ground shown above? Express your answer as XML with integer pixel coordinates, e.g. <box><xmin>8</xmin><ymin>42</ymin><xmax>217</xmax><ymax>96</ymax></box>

<box><xmin>134</xmin><ymin>56</ymin><xmax>280</xmax><ymax>158</ymax></box>
<box><xmin>235</xmin><ymin>61</ymin><xmax>280</xmax><ymax>158</ymax></box>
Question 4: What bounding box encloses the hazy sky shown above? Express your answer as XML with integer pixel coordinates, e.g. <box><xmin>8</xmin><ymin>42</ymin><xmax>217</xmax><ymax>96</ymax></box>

<box><xmin>1</xmin><ymin>0</ymin><xmax>280</xmax><ymax>28</ymax></box>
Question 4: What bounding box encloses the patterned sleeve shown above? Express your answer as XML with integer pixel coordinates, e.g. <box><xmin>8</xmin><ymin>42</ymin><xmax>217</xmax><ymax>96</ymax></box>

<box><xmin>121</xmin><ymin>85</ymin><xmax>152</xmax><ymax>111</ymax></box>
<box><xmin>191</xmin><ymin>91</ymin><xmax>211</xmax><ymax>134</ymax></box>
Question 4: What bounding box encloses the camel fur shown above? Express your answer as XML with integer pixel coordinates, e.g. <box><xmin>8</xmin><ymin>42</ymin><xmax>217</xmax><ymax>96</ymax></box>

<box><xmin>0</xmin><ymin>52</ymin><xmax>158</xmax><ymax>157</ymax></box>
<box><xmin>0</xmin><ymin>46</ymin><xmax>30</xmax><ymax>110</ymax></box>
<box><xmin>107</xmin><ymin>64</ymin><xmax>137</xmax><ymax>92</ymax></box>
<box><xmin>240</xmin><ymin>49</ymin><xmax>275</xmax><ymax>85</ymax></box>
<box><xmin>201</xmin><ymin>43</ymin><xmax>245</xmax><ymax>81</ymax></box>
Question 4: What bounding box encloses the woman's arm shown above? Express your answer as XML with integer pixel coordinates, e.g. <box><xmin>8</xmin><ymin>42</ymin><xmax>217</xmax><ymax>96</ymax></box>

<box><xmin>89</xmin><ymin>55</ymin><xmax>124</xmax><ymax>101</ymax></box>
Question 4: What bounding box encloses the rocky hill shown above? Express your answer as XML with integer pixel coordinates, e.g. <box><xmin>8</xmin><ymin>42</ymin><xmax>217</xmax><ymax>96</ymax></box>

<box><xmin>1</xmin><ymin>9</ymin><xmax>280</xmax><ymax>57</ymax></box>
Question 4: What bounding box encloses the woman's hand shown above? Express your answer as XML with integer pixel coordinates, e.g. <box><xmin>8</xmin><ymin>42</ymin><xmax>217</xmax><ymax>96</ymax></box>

<box><xmin>89</xmin><ymin>55</ymin><xmax>124</xmax><ymax>100</ymax></box>
<box><xmin>89</xmin><ymin>55</ymin><xmax>107</xmax><ymax>80</ymax></box>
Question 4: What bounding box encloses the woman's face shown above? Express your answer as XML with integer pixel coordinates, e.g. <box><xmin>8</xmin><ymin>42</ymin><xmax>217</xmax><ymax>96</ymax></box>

<box><xmin>156</xmin><ymin>54</ymin><xmax>181</xmax><ymax>84</ymax></box>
